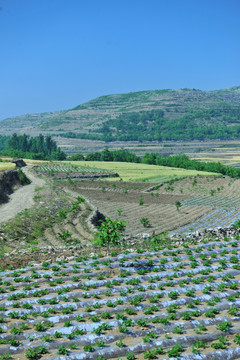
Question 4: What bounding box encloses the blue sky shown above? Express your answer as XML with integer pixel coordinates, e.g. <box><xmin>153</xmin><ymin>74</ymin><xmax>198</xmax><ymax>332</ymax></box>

<box><xmin>0</xmin><ymin>0</ymin><xmax>240</xmax><ymax>120</ymax></box>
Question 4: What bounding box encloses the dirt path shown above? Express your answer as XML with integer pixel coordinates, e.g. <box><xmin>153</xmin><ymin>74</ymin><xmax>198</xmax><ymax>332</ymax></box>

<box><xmin>0</xmin><ymin>166</ymin><xmax>45</xmax><ymax>224</ymax></box>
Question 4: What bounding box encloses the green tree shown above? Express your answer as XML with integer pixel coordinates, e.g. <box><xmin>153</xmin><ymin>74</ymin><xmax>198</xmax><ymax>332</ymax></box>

<box><xmin>37</xmin><ymin>134</ymin><xmax>45</xmax><ymax>153</ymax></box>
<box><xmin>175</xmin><ymin>201</ymin><xmax>182</xmax><ymax>211</ymax></box>
<box><xmin>69</xmin><ymin>153</ymin><xmax>84</xmax><ymax>161</ymax></box>
<box><xmin>8</xmin><ymin>133</ymin><xmax>19</xmax><ymax>150</ymax></box>
<box><xmin>94</xmin><ymin>217</ymin><xmax>126</xmax><ymax>256</ymax></box>
<box><xmin>100</xmin><ymin>148</ymin><xmax>113</xmax><ymax>161</ymax></box>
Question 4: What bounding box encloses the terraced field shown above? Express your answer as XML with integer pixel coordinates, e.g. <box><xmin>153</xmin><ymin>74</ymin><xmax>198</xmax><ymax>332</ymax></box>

<box><xmin>43</xmin><ymin>198</ymin><xmax>95</xmax><ymax>249</ymax></box>
<box><xmin>56</xmin><ymin>175</ymin><xmax>240</xmax><ymax>238</ymax></box>
<box><xmin>0</xmin><ymin>237</ymin><xmax>240</xmax><ymax>359</ymax></box>
<box><xmin>160</xmin><ymin>177</ymin><xmax>240</xmax><ymax>236</ymax></box>
<box><xmin>33</xmin><ymin>164</ymin><xmax>115</xmax><ymax>179</ymax></box>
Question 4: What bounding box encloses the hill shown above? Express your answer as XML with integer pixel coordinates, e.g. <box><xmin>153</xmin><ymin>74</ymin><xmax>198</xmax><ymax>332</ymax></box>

<box><xmin>1</xmin><ymin>86</ymin><xmax>240</xmax><ymax>141</ymax></box>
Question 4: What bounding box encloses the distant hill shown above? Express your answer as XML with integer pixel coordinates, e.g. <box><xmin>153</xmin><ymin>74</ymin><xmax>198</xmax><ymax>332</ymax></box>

<box><xmin>1</xmin><ymin>86</ymin><xmax>240</xmax><ymax>141</ymax></box>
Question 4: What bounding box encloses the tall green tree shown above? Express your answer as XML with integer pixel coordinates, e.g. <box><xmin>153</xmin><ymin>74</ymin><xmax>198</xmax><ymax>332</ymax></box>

<box><xmin>94</xmin><ymin>217</ymin><xmax>126</xmax><ymax>256</ymax></box>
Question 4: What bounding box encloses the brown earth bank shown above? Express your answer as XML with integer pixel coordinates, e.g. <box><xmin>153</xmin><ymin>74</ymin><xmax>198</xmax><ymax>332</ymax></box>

<box><xmin>0</xmin><ymin>170</ymin><xmax>24</xmax><ymax>204</ymax></box>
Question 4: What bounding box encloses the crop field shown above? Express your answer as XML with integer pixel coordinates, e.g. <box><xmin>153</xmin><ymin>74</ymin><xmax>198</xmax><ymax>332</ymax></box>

<box><xmin>66</xmin><ymin>161</ymin><xmax>219</xmax><ymax>183</ymax></box>
<box><xmin>33</xmin><ymin>164</ymin><xmax>114</xmax><ymax>179</ymax></box>
<box><xmin>190</xmin><ymin>149</ymin><xmax>240</xmax><ymax>167</ymax></box>
<box><xmin>165</xmin><ymin>177</ymin><xmax>240</xmax><ymax>236</ymax></box>
<box><xmin>0</xmin><ymin>163</ymin><xmax>15</xmax><ymax>172</ymax></box>
<box><xmin>39</xmin><ymin>164</ymin><xmax>109</xmax><ymax>174</ymax></box>
<box><xmin>0</xmin><ymin>237</ymin><xmax>239</xmax><ymax>359</ymax></box>
<box><xmin>57</xmin><ymin>174</ymin><xmax>240</xmax><ymax>238</ymax></box>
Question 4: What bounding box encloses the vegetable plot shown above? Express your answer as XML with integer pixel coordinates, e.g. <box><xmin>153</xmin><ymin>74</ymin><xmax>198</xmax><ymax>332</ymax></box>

<box><xmin>34</xmin><ymin>164</ymin><xmax>114</xmax><ymax>179</ymax></box>
<box><xmin>175</xmin><ymin>194</ymin><xmax>240</xmax><ymax>235</ymax></box>
<box><xmin>0</xmin><ymin>237</ymin><xmax>240</xmax><ymax>359</ymax></box>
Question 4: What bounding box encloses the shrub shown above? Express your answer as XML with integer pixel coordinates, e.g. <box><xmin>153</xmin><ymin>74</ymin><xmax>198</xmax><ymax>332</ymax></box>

<box><xmin>160</xmin><ymin>318</ymin><xmax>169</xmax><ymax>325</ymax></box>
<box><xmin>118</xmin><ymin>324</ymin><xmax>128</xmax><ymax>333</ymax></box>
<box><xmin>205</xmin><ymin>307</ymin><xmax>220</xmax><ymax>318</ymax></box>
<box><xmin>142</xmin><ymin>332</ymin><xmax>157</xmax><ymax>343</ymax></box>
<box><xmin>230</xmin><ymin>256</ymin><xmax>239</xmax><ymax>263</ymax></box>
<box><xmin>228</xmin><ymin>305</ymin><xmax>239</xmax><ymax>316</ymax></box>
<box><xmin>0</xmin><ymin>354</ymin><xmax>12</xmax><ymax>360</ymax></box>
<box><xmin>181</xmin><ymin>311</ymin><xmax>192</xmax><ymax>320</ymax></box>
<box><xmin>57</xmin><ymin>345</ymin><xmax>68</xmax><ymax>355</ymax></box>
<box><xmin>167</xmin><ymin>343</ymin><xmax>184</xmax><ymax>358</ymax></box>
<box><xmin>172</xmin><ymin>325</ymin><xmax>184</xmax><ymax>334</ymax></box>
<box><xmin>54</xmin><ymin>331</ymin><xmax>63</xmax><ymax>338</ymax></box>
<box><xmin>126</xmin><ymin>353</ymin><xmax>135</xmax><ymax>360</ymax></box>
<box><xmin>140</xmin><ymin>217</ymin><xmax>150</xmax><ymax>227</ymax></box>
<box><xmin>83</xmin><ymin>345</ymin><xmax>94</xmax><ymax>352</ymax></box>
<box><xmin>25</xmin><ymin>346</ymin><xmax>48</xmax><ymax>359</ymax></box>
<box><xmin>168</xmin><ymin>291</ymin><xmax>179</xmax><ymax>299</ymax></box>
<box><xmin>192</xmin><ymin>340</ymin><xmax>206</xmax><ymax>354</ymax></box>
<box><xmin>194</xmin><ymin>324</ymin><xmax>207</xmax><ymax>334</ymax></box>
<box><xmin>144</xmin><ymin>347</ymin><xmax>164</xmax><ymax>359</ymax></box>
<box><xmin>235</xmin><ymin>334</ymin><xmax>240</xmax><ymax>345</ymax></box>
<box><xmin>211</xmin><ymin>336</ymin><xmax>228</xmax><ymax>349</ymax></box>
<box><xmin>57</xmin><ymin>209</ymin><xmax>68</xmax><ymax>220</ymax></box>
<box><xmin>116</xmin><ymin>339</ymin><xmax>125</xmax><ymax>347</ymax></box>
<box><xmin>185</xmin><ymin>289</ymin><xmax>195</xmax><ymax>297</ymax></box>
<box><xmin>10</xmin><ymin>327</ymin><xmax>21</xmax><ymax>335</ymax></box>
<box><xmin>216</xmin><ymin>321</ymin><xmax>232</xmax><ymax>332</ymax></box>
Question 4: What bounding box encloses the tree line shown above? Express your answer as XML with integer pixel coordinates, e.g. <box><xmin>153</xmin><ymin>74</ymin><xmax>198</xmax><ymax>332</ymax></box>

<box><xmin>0</xmin><ymin>133</ymin><xmax>66</xmax><ymax>160</ymax></box>
<box><xmin>70</xmin><ymin>149</ymin><xmax>240</xmax><ymax>178</ymax></box>
<box><xmin>2</xmin><ymin>133</ymin><xmax>240</xmax><ymax>178</ymax></box>
<box><xmin>0</xmin><ymin>135</ymin><xmax>10</xmax><ymax>151</ymax></box>
<box><xmin>142</xmin><ymin>153</ymin><xmax>240</xmax><ymax>178</ymax></box>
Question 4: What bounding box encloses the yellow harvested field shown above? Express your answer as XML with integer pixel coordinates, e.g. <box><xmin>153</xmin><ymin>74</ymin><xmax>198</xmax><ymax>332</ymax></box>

<box><xmin>0</xmin><ymin>162</ymin><xmax>16</xmax><ymax>171</ymax></box>
<box><xmin>23</xmin><ymin>159</ymin><xmax>50</xmax><ymax>165</ymax></box>
<box><xmin>68</xmin><ymin>161</ymin><xmax>219</xmax><ymax>182</ymax></box>
<box><xmin>118</xmin><ymin>145</ymin><xmax>164</xmax><ymax>150</ymax></box>
<box><xmin>192</xmin><ymin>157</ymin><xmax>233</xmax><ymax>163</ymax></box>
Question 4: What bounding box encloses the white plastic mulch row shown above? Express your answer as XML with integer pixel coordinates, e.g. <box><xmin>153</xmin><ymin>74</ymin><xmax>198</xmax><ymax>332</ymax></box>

<box><xmin>0</xmin><ymin>238</ymin><xmax>239</xmax><ymax>359</ymax></box>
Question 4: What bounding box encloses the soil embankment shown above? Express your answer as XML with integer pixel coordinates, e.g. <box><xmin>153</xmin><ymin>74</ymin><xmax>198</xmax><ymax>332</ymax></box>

<box><xmin>0</xmin><ymin>167</ymin><xmax>45</xmax><ymax>223</ymax></box>
<box><xmin>0</xmin><ymin>170</ymin><xmax>23</xmax><ymax>204</ymax></box>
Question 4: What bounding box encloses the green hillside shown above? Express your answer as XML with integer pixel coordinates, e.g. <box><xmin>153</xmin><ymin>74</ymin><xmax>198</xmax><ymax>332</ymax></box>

<box><xmin>1</xmin><ymin>87</ymin><xmax>240</xmax><ymax>141</ymax></box>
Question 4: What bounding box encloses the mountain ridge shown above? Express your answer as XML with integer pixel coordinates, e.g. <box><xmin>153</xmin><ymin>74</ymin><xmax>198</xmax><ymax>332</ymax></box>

<box><xmin>1</xmin><ymin>86</ymin><xmax>240</xmax><ymax>141</ymax></box>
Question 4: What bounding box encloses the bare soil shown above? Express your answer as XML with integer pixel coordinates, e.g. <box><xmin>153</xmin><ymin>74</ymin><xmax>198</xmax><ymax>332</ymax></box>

<box><xmin>57</xmin><ymin>177</ymin><xmax>235</xmax><ymax>236</ymax></box>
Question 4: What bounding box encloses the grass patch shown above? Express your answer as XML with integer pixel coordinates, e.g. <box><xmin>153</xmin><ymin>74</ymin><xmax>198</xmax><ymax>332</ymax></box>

<box><xmin>68</xmin><ymin>161</ymin><xmax>220</xmax><ymax>183</ymax></box>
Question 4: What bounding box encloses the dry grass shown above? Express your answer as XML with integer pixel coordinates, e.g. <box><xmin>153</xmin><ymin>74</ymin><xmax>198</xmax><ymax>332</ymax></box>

<box><xmin>0</xmin><ymin>162</ymin><xmax>15</xmax><ymax>171</ymax></box>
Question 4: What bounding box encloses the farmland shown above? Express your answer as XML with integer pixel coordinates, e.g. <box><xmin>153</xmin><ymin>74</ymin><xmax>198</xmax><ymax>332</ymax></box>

<box><xmin>34</xmin><ymin>164</ymin><xmax>117</xmax><ymax>180</ymax></box>
<box><xmin>0</xmin><ymin>163</ymin><xmax>15</xmax><ymax>172</ymax></box>
<box><xmin>1</xmin><ymin>159</ymin><xmax>240</xmax><ymax>359</ymax></box>
<box><xmin>0</xmin><ymin>237</ymin><xmax>239</xmax><ymax>359</ymax></box>
<box><xmin>17</xmin><ymin>160</ymin><xmax>239</xmax><ymax>242</ymax></box>
<box><xmin>57</xmin><ymin>174</ymin><xmax>240</xmax><ymax>238</ymax></box>
<box><xmin>63</xmin><ymin>161</ymin><xmax>219</xmax><ymax>183</ymax></box>
<box><xmin>1</xmin><ymin>160</ymin><xmax>240</xmax><ymax>245</ymax></box>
